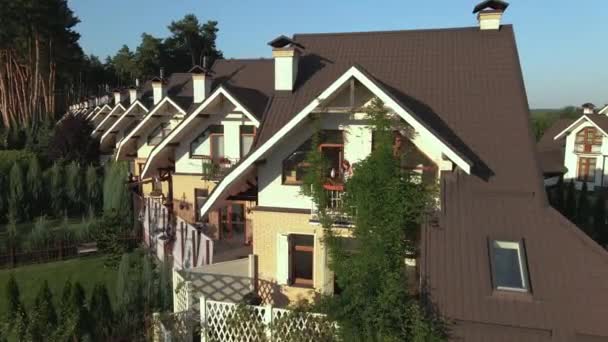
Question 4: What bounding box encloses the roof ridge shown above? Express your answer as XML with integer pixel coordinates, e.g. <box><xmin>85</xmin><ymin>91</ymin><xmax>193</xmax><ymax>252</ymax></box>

<box><xmin>294</xmin><ymin>24</ymin><xmax>513</xmax><ymax>39</ymax></box>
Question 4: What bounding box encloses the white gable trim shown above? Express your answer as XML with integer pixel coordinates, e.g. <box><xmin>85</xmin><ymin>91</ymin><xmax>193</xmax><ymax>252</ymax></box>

<box><xmin>101</xmin><ymin>101</ymin><xmax>149</xmax><ymax>145</ymax></box>
<box><xmin>599</xmin><ymin>105</ymin><xmax>608</xmax><ymax>115</ymax></box>
<box><xmin>199</xmin><ymin>65</ymin><xmax>473</xmax><ymax>218</ymax></box>
<box><xmin>554</xmin><ymin>115</ymin><xmax>608</xmax><ymax>140</ymax></box>
<box><xmin>92</xmin><ymin>104</ymin><xmax>126</xmax><ymax>136</ymax></box>
<box><xmin>140</xmin><ymin>86</ymin><xmax>259</xmax><ymax>178</ymax></box>
<box><xmin>88</xmin><ymin>104</ymin><xmax>112</xmax><ymax>121</ymax></box>
<box><xmin>115</xmin><ymin>97</ymin><xmax>186</xmax><ymax>161</ymax></box>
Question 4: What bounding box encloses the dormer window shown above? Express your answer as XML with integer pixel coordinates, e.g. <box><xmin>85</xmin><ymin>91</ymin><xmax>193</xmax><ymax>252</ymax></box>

<box><xmin>575</xmin><ymin>127</ymin><xmax>602</xmax><ymax>154</ymax></box>
<box><xmin>148</xmin><ymin>122</ymin><xmax>171</xmax><ymax>146</ymax></box>
<box><xmin>489</xmin><ymin>240</ymin><xmax>530</xmax><ymax>292</ymax></box>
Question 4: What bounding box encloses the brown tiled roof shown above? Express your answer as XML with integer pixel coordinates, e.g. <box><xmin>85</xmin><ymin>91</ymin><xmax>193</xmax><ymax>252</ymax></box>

<box><xmin>585</xmin><ymin>114</ymin><xmax>608</xmax><ymax>133</ymax></box>
<box><xmin>536</xmin><ymin>118</ymin><xmax>573</xmax><ymax>175</ymax></box>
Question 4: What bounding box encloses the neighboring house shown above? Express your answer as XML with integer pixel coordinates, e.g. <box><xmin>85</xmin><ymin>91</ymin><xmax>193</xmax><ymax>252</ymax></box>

<box><xmin>553</xmin><ymin>114</ymin><xmax>608</xmax><ymax>189</ymax></box>
<box><xmin>537</xmin><ymin>118</ymin><xmax>573</xmax><ymax>186</ymax></box>
<box><xmin>91</xmin><ymin>89</ymin><xmax>130</xmax><ymax>140</ymax></box>
<box><xmin>115</xmin><ymin>73</ymin><xmax>194</xmax><ymax>260</ymax></box>
<box><xmin>139</xmin><ymin>61</ymin><xmax>274</xmax><ymax>269</ymax></box>
<box><xmin>88</xmin><ymin>102</ymin><xmax>113</xmax><ymax>126</ymax></box>
<box><xmin>99</xmin><ymin>81</ymin><xmax>153</xmax><ymax>155</ymax></box>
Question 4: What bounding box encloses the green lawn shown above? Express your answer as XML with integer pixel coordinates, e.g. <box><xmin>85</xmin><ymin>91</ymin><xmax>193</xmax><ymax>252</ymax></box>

<box><xmin>0</xmin><ymin>255</ymin><xmax>118</xmax><ymax>314</ymax></box>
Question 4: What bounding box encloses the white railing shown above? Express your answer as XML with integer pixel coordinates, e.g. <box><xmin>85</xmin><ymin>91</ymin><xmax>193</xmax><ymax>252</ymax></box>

<box><xmin>310</xmin><ymin>188</ymin><xmax>353</xmax><ymax>225</ymax></box>
<box><xmin>174</xmin><ymin>217</ymin><xmax>215</xmax><ymax>269</ymax></box>
<box><xmin>173</xmin><ymin>269</ymin><xmax>194</xmax><ymax>313</ymax></box>
<box><xmin>200</xmin><ymin>297</ymin><xmax>336</xmax><ymax>342</ymax></box>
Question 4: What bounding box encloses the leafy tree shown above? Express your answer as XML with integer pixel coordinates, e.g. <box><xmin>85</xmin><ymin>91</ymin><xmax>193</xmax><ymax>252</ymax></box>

<box><xmin>65</xmin><ymin>161</ymin><xmax>83</xmax><ymax>213</ymax></box>
<box><xmin>565</xmin><ymin>180</ymin><xmax>577</xmax><ymax>221</ymax></box>
<box><xmin>26</xmin><ymin>157</ymin><xmax>43</xmax><ymax>217</ymax></box>
<box><xmin>47</xmin><ymin>162</ymin><xmax>64</xmax><ymax>215</ymax></box>
<box><xmin>135</xmin><ymin>33</ymin><xmax>164</xmax><ymax>79</ymax></box>
<box><xmin>85</xmin><ymin>164</ymin><xmax>101</xmax><ymax>213</ymax></box>
<box><xmin>89</xmin><ymin>283</ymin><xmax>113</xmax><ymax>341</ymax></box>
<box><xmin>8</xmin><ymin>162</ymin><xmax>25</xmax><ymax>222</ymax></box>
<box><xmin>310</xmin><ymin>99</ymin><xmax>445</xmax><ymax>341</ymax></box>
<box><xmin>576</xmin><ymin>181</ymin><xmax>591</xmax><ymax>235</ymax></box>
<box><xmin>48</xmin><ymin>115</ymin><xmax>99</xmax><ymax>165</ymax></box>
<box><xmin>594</xmin><ymin>190</ymin><xmax>607</xmax><ymax>246</ymax></box>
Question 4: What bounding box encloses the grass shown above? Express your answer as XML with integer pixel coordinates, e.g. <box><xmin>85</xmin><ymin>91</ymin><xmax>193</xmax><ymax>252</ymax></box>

<box><xmin>0</xmin><ymin>255</ymin><xmax>118</xmax><ymax>314</ymax></box>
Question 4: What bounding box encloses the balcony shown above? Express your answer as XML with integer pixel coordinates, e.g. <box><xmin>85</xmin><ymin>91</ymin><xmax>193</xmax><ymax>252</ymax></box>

<box><xmin>200</xmin><ymin>157</ymin><xmax>240</xmax><ymax>181</ymax></box>
<box><xmin>574</xmin><ymin>143</ymin><xmax>601</xmax><ymax>154</ymax></box>
<box><xmin>310</xmin><ymin>184</ymin><xmax>354</xmax><ymax>226</ymax></box>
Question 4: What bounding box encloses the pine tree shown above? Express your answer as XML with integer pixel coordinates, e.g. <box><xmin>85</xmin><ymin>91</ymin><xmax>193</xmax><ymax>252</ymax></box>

<box><xmin>29</xmin><ymin>280</ymin><xmax>57</xmax><ymax>341</ymax></box>
<box><xmin>65</xmin><ymin>161</ymin><xmax>82</xmax><ymax>214</ymax></box>
<box><xmin>565</xmin><ymin>180</ymin><xmax>577</xmax><ymax>221</ymax></box>
<box><xmin>8</xmin><ymin>162</ymin><xmax>25</xmax><ymax>222</ymax></box>
<box><xmin>5</xmin><ymin>273</ymin><xmax>22</xmax><ymax>327</ymax></box>
<box><xmin>70</xmin><ymin>282</ymin><xmax>89</xmax><ymax>340</ymax></box>
<box><xmin>142</xmin><ymin>254</ymin><xmax>155</xmax><ymax>311</ymax></box>
<box><xmin>89</xmin><ymin>283</ymin><xmax>113</xmax><ymax>340</ymax></box>
<box><xmin>576</xmin><ymin>182</ymin><xmax>591</xmax><ymax>235</ymax></box>
<box><xmin>48</xmin><ymin>162</ymin><xmax>64</xmax><ymax>216</ymax></box>
<box><xmin>85</xmin><ymin>164</ymin><xmax>101</xmax><ymax>213</ymax></box>
<box><xmin>26</xmin><ymin>157</ymin><xmax>43</xmax><ymax>217</ymax></box>
<box><xmin>594</xmin><ymin>190</ymin><xmax>608</xmax><ymax>247</ymax></box>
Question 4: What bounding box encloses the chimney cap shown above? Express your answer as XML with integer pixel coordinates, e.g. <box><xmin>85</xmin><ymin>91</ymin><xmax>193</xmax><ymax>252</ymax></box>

<box><xmin>151</xmin><ymin>76</ymin><xmax>165</xmax><ymax>84</ymax></box>
<box><xmin>268</xmin><ymin>35</ymin><xmax>303</xmax><ymax>49</ymax></box>
<box><xmin>473</xmin><ymin>0</ymin><xmax>509</xmax><ymax>13</ymax></box>
<box><xmin>582</xmin><ymin>103</ymin><xmax>596</xmax><ymax>109</ymax></box>
<box><xmin>189</xmin><ymin>65</ymin><xmax>212</xmax><ymax>75</ymax></box>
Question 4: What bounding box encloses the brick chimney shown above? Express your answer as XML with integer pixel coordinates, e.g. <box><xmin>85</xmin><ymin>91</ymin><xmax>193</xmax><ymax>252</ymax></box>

<box><xmin>473</xmin><ymin>0</ymin><xmax>509</xmax><ymax>30</ymax></box>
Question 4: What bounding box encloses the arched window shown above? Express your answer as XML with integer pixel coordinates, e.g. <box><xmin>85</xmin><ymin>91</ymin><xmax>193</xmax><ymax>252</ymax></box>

<box><xmin>575</xmin><ymin>127</ymin><xmax>602</xmax><ymax>153</ymax></box>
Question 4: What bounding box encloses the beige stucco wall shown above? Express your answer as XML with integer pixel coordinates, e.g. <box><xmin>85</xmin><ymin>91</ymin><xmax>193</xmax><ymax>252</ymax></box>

<box><xmin>172</xmin><ymin>174</ymin><xmax>217</xmax><ymax>223</ymax></box>
<box><xmin>252</xmin><ymin>210</ymin><xmax>336</xmax><ymax>304</ymax></box>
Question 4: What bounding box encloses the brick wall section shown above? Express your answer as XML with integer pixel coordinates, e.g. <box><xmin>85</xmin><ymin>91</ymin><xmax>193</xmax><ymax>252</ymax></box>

<box><xmin>252</xmin><ymin>209</ymin><xmax>332</xmax><ymax>303</ymax></box>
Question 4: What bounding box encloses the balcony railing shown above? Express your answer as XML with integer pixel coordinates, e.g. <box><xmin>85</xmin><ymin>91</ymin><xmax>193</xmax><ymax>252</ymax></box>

<box><xmin>574</xmin><ymin>143</ymin><xmax>601</xmax><ymax>154</ymax></box>
<box><xmin>310</xmin><ymin>184</ymin><xmax>354</xmax><ymax>226</ymax></box>
<box><xmin>201</xmin><ymin>157</ymin><xmax>240</xmax><ymax>181</ymax></box>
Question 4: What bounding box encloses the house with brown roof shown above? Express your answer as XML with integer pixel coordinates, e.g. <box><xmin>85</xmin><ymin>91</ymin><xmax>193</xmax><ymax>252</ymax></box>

<box><xmin>155</xmin><ymin>1</ymin><xmax>608</xmax><ymax>340</ymax></box>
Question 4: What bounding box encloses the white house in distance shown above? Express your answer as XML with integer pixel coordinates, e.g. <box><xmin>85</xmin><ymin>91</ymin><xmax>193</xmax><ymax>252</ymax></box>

<box><xmin>553</xmin><ymin>111</ymin><xmax>608</xmax><ymax>189</ymax></box>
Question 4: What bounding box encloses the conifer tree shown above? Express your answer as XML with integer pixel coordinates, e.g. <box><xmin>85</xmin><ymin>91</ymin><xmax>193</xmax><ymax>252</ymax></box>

<box><xmin>48</xmin><ymin>162</ymin><xmax>64</xmax><ymax>215</ymax></box>
<box><xmin>8</xmin><ymin>162</ymin><xmax>25</xmax><ymax>222</ymax></box>
<box><xmin>28</xmin><ymin>280</ymin><xmax>57</xmax><ymax>341</ymax></box>
<box><xmin>85</xmin><ymin>164</ymin><xmax>101</xmax><ymax>213</ymax></box>
<box><xmin>5</xmin><ymin>274</ymin><xmax>22</xmax><ymax>328</ymax></box>
<box><xmin>554</xmin><ymin>176</ymin><xmax>565</xmax><ymax>214</ymax></box>
<box><xmin>70</xmin><ymin>282</ymin><xmax>89</xmax><ymax>340</ymax></box>
<box><xmin>594</xmin><ymin>190</ymin><xmax>608</xmax><ymax>247</ymax></box>
<box><xmin>565</xmin><ymin>179</ymin><xmax>577</xmax><ymax>221</ymax></box>
<box><xmin>26</xmin><ymin>157</ymin><xmax>43</xmax><ymax>217</ymax></box>
<box><xmin>65</xmin><ymin>161</ymin><xmax>83</xmax><ymax>214</ymax></box>
<box><xmin>89</xmin><ymin>283</ymin><xmax>113</xmax><ymax>340</ymax></box>
<box><xmin>576</xmin><ymin>182</ymin><xmax>591</xmax><ymax>235</ymax></box>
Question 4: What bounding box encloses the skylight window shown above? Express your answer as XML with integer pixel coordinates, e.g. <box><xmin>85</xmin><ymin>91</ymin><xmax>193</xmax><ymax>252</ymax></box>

<box><xmin>490</xmin><ymin>240</ymin><xmax>530</xmax><ymax>292</ymax></box>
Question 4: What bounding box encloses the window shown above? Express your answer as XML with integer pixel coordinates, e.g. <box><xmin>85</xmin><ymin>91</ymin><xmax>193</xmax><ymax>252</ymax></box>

<box><xmin>240</xmin><ymin>125</ymin><xmax>255</xmax><ymax>157</ymax></box>
<box><xmin>282</xmin><ymin>130</ymin><xmax>343</xmax><ymax>185</ymax></box>
<box><xmin>148</xmin><ymin>122</ymin><xmax>171</xmax><ymax>145</ymax></box>
<box><xmin>577</xmin><ymin>157</ymin><xmax>596</xmax><ymax>182</ymax></box>
<box><xmin>219</xmin><ymin>204</ymin><xmax>246</xmax><ymax>241</ymax></box>
<box><xmin>190</xmin><ymin>125</ymin><xmax>224</xmax><ymax>158</ymax></box>
<box><xmin>575</xmin><ymin>127</ymin><xmax>602</xmax><ymax>153</ymax></box>
<box><xmin>194</xmin><ymin>188</ymin><xmax>208</xmax><ymax>222</ymax></box>
<box><xmin>490</xmin><ymin>240</ymin><xmax>530</xmax><ymax>292</ymax></box>
<box><xmin>291</xmin><ymin>235</ymin><xmax>314</xmax><ymax>287</ymax></box>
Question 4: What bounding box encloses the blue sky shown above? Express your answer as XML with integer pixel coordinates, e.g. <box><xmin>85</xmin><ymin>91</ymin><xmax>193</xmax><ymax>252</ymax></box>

<box><xmin>68</xmin><ymin>0</ymin><xmax>607</xmax><ymax>109</ymax></box>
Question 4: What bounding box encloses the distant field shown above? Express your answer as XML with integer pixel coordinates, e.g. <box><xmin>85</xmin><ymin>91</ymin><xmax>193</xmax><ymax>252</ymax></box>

<box><xmin>0</xmin><ymin>256</ymin><xmax>118</xmax><ymax>313</ymax></box>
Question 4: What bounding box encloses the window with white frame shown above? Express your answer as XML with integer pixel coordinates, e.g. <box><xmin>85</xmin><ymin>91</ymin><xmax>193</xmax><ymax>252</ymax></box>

<box><xmin>276</xmin><ymin>234</ymin><xmax>314</xmax><ymax>287</ymax></box>
<box><xmin>490</xmin><ymin>240</ymin><xmax>530</xmax><ymax>292</ymax></box>
<box><xmin>240</xmin><ymin>125</ymin><xmax>255</xmax><ymax>157</ymax></box>
<box><xmin>190</xmin><ymin>125</ymin><xmax>224</xmax><ymax>158</ymax></box>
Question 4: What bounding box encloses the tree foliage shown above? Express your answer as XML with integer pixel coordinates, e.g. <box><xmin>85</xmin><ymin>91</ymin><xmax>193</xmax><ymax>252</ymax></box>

<box><xmin>48</xmin><ymin>115</ymin><xmax>99</xmax><ymax>164</ymax></box>
<box><xmin>308</xmin><ymin>98</ymin><xmax>445</xmax><ymax>341</ymax></box>
<box><xmin>576</xmin><ymin>181</ymin><xmax>591</xmax><ymax>235</ymax></box>
<box><xmin>8</xmin><ymin>162</ymin><xmax>25</xmax><ymax>222</ymax></box>
<box><xmin>26</xmin><ymin>157</ymin><xmax>43</xmax><ymax>216</ymax></box>
<box><xmin>86</xmin><ymin>164</ymin><xmax>101</xmax><ymax>213</ymax></box>
<box><xmin>65</xmin><ymin>161</ymin><xmax>83</xmax><ymax>213</ymax></box>
<box><xmin>593</xmin><ymin>190</ymin><xmax>607</xmax><ymax>247</ymax></box>
<box><xmin>565</xmin><ymin>179</ymin><xmax>577</xmax><ymax>221</ymax></box>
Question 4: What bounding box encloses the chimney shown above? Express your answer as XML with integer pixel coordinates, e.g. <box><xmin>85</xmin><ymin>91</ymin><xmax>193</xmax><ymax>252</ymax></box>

<box><xmin>190</xmin><ymin>65</ymin><xmax>212</xmax><ymax>103</ymax></box>
<box><xmin>129</xmin><ymin>86</ymin><xmax>138</xmax><ymax>104</ymax></box>
<box><xmin>152</xmin><ymin>77</ymin><xmax>164</xmax><ymax>105</ymax></box>
<box><xmin>269</xmin><ymin>35</ymin><xmax>301</xmax><ymax>92</ymax></box>
<box><xmin>582</xmin><ymin>103</ymin><xmax>596</xmax><ymax>115</ymax></box>
<box><xmin>113</xmin><ymin>90</ymin><xmax>122</xmax><ymax>105</ymax></box>
<box><xmin>473</xmin><ymin>0</ymin><xmax>509</xmax><ymax>30</ymax></box>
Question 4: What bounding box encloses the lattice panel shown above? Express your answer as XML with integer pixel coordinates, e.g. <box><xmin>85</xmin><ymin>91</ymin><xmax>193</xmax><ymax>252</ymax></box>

<box><xmin>204</xmin><ymin>300</ymin><xmax>267</xmax><ymax>342</ymax></box>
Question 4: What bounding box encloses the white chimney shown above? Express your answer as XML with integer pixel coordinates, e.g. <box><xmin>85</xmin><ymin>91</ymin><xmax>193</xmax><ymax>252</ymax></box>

<box><xmin>269</xmin><ymin>35</ymin><xmax>300</xmax><ymax>92</ymax></box>
<box><xmin>582</xmin><ymin>103</ymin><xmax>596</xmax><ymax>115</ymax></box>
<box><xmin>113</xmin><ymin>90</ymin><xmax>121</xmax><ymax>105</ymax></box>
<box><xmin>129</xmin><ymin>87</ymin><xmax>138</xmax><ymax>104</ymax></box>
<box><xmin>473</xmin><ymin>0</ymin><xmax>509</xmax><ymax>31</ymax></box>
<box><xmin>190</xmin><ymin>65</ymin><xmax>212</xmax><ymax>103</ymax></box>
<box><xmin>152</xmin><ymin>77</ymin><xmax>164</xmax><ymax>105</ymax></box>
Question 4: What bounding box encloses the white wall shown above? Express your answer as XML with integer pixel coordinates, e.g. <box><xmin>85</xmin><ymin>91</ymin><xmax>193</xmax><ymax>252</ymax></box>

<box><xmin>174</xmin><ymin>112</ymin><xmax>254</xmax><ymax>174</ymax></box>
<box><xmin>136</xmin><ymin>104</ymin><xmax>184</xmax><ymax>159</ymax></box>
<box><xmin>257</xmin><ymin>113</ymin><xmax>373</xmax><ymax>210</ymax></box>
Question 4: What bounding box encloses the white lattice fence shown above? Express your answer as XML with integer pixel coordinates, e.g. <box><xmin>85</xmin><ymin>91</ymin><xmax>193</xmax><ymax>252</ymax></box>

<box><xmin>200</xmin><ymin>297</ymin><xmax>338</xmax><ymax>342</ymax></box>
<box><xmin>173</xmin><ymin>270</ymin><xmax>193</xmax><ymax>313</ymax></box>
